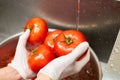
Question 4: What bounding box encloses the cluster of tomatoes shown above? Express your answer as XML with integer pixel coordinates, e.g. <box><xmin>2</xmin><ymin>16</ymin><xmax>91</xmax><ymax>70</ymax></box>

<box><xmin>24</xmin><ymin>17</ymin><xmax>87</xmax><ymax>73</ymax></box>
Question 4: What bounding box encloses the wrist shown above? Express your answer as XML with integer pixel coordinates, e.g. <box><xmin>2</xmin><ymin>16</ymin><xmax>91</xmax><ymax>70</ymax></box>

<box><xmin>36</xmin><ymin>73</ymin><xmax>52</xmax><ymax>80</ymax></box>
<box><xmin>7</xmin><ymin>66</ymin><xmax>23</xmax><ymax>80</ymax></box>
<box><xmin>0</xmin><ymin>66</ymin><xmax>23</xmax><ymax>80</ymax></box>
<box><xmin>8</xmin><ymin>62</ymin><xmax>36</xmax><ymax>79</ymax></box>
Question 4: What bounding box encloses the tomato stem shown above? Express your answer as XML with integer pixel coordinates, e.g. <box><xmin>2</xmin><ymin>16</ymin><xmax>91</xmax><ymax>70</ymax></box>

<box><xmin>53</xmin><ymin>38</ymin><xmax>56</xmax><ymax>42</ymax></box>
<box><xmin>64</xmin><ymin>34</ymin><xmax>73</xmax><ymax>45</ymax></box>
<box><xmin>27</xmin><ymin>26</ymin><xmax>33</xmax><ymax>31</ymax></box>
<box><xmin>32</xmin><ymin>49</ymin><xmax>37</xmax><ymax>56</ymax></box>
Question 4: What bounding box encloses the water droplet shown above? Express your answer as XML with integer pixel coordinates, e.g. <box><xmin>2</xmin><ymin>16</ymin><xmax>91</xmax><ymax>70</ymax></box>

<box><xmin>104</xmin><ymin>69</ymin><xmax>108</xmax><ymax>73</ymax></box>
<box><xmin>114</xmin><ymin>48</ymin><xmax>119</xmax><ymax>54</ymax></box>
<box><xmin>110</xmin><ymin>57</ymin><xmax>114</xmax><ymax>61</ymax></box>
<box><xmin>114</xmin><ymin>45</ymin><xmax>120</xmax><ymax>54</ymax></box>
<box><xmin>86</xmin><ymin>69</ymin><xmax>90</xmax><ymax>74</ymax></box>
<box><xmin>103</xmin><ymin>66</ymin><xmax>108</xmax><ymax>73</ymax></box>
<box><xmin>110</xmin><ymin>64</ymin><xmax>114</xmax><ymax>68</ymax></box>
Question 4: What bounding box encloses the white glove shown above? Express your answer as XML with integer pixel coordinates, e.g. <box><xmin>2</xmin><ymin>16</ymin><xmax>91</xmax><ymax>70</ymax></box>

<box><xmin>37</xmin><ymin>42</ymin><xmax>90</xmax><ymax>80</ymax></box>
<box><xmin>8</xmin><ymin>29</ymin><xmax>36</xmax><ymax>79</ymax></box>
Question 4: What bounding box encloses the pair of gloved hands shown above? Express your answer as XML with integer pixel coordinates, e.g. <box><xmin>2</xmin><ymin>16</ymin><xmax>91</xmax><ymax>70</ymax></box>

<box><xmin>8</xmin><ymin>29</ymin><xmax>90</xmax><ymax>80</ymax></box>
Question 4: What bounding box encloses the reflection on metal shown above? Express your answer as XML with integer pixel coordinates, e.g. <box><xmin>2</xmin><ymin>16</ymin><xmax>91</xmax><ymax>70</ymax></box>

<box><xmin>79</xmin><ymin>24</ymin><xmax>98</xmax><ymax>28</ymax></box>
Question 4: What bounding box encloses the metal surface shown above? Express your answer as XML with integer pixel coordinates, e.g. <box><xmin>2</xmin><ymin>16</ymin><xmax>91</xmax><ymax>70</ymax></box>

<box><xmin>101</xmin><ymin>30</ymin><xmax>120</xmax><ymax>80</ymax></box>
<box><xmin>37</xmin><ymin>0</ymin><xmax>120</xmax><ymax>62</ymax></box>
<box><xmin>0</xmin><ymin>0</ymin><xmax>120</xmax><ymax>62</ymax></box>
<box><xmin>0</xmin><ymin>0</ymin><xmax>120</xmax><ymax>80</ymax></box>
<box><xmin>0</xmin><ymin>30</ymin><xmax>102</xmax><ymax>80</ymax></box>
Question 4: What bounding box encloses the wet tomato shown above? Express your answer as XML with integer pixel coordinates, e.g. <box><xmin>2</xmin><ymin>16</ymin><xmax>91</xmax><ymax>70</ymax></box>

<box><xmin>8</xmin><ymin>56</ymin><xmax>14</xmax><ymax>63</ymax></box>
<box><xmin>24</xmin><ymin>17</ymin><xmax>48</xmax><ymax>45</ymax></box>
<box><xmin>28</xmin><ymin>44</ymin><xmax>55</xmax><ymax>72</ymax></box>
<box><xmin>54</xmin><ymin>30</ymin><xmax>87</xmax><ymax>56</ymax></box>
<box><xmin>44</xmin><ymin>30</ymin><xmax>63</xmax><ymax>49</ymax></box>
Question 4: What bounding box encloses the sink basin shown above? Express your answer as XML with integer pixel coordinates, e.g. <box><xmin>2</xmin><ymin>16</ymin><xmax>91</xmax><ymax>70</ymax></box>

<box><xmin>0</xmin><ymin>0</ymin><xmax>120</xmax><ymax>80</ymax></box>
<box><xmin>0</xmin><ymin>29</ymin><xmax>102</xmax><ymax>80</ymax></box>
<box><xmin>0</xmin><ymin>0</ymin><xmax>119</xmax><ymax>62</ymax></box>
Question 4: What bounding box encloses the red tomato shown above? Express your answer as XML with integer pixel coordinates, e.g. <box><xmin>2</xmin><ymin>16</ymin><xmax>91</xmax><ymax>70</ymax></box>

<box><xmin>54</xmin><ymin>30</ymin><xmax>87</xmax><ymax>56</ymax></box>
<box><xmin>24</xmin><ymin>17</ymin><xmax>48</xmax><ymax>44</ymax></box>
<box><xmin>28</xmin><ymin>44</ymin><xmax>55</xmax><ymax>72</ymax></box>
<box><xmin>8</xmin><ymin>56</ymin><xmax>14</xmax><ymax>63</ymax></box>
<box><xmin>31</xmin><ymin>77</ymin><xmax>36</xmax><ymax>80</ymax></box>
<box><xmin>44</xmin><ymin>30</ymin><xmax>63</xmax><ymax>49</ymax></box>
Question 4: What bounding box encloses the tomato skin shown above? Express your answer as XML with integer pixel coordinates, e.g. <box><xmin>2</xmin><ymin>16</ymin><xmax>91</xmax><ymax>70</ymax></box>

<box><xmin>24</xmin><ymin>17</ymin><xmax>48</xmax><ymax>44</ymax></box>
<box><xmin>8</xmin><ymin>56</ymin><xmax>14</xmax><ymax>63</ymax></box>
<box><xmin>44</xmin><ymin>30</ymin><xmax>63</xmax><ymax>49</ymax></box>
<box><xmin>54</xmin><ymin>30</ymin><xmax>87</xmax><ymax>56</ymax></box>
<box><xmin>31</xmin><ymin>77</ymin><xmax>36</xmax><ymax>80</ymax></box>
<box><xmin>28</xmin><ymin>44</ymin><xmax>55</xmax><ymax>73</ymax></box>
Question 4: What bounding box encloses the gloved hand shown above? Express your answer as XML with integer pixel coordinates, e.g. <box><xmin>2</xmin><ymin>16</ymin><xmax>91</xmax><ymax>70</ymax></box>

<box><xmin>8</xmin><ymin>29</ymin><xmax>36</xmax><ymax>79</ymax></box>
<box><xmin>36</xmin><ymin>42</ymin><xmax>90</xmax><ymax>80</ymax></box>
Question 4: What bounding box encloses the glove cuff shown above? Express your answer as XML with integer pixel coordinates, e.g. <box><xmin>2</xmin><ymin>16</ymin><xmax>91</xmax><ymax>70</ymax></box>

<box><xmin>38</xmin><ymin>66</ymin><xmax>59</xmax><ymax>80</ymax></box>
<box><xmin>8</xmin><ymin>63</ymin><xmax>36</xmax><ymax>79</ymax></box>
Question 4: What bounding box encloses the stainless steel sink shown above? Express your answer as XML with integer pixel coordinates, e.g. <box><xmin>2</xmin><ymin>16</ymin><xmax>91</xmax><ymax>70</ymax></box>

<box><xmin>0</xmin><ymin>0</ymin><xmax>120</xmax><ymax>80</ymax></box>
